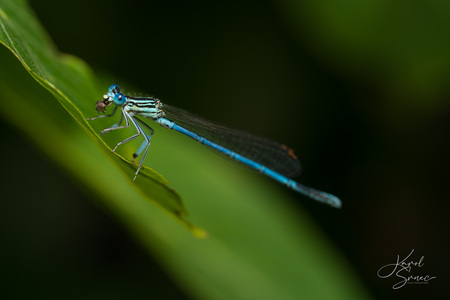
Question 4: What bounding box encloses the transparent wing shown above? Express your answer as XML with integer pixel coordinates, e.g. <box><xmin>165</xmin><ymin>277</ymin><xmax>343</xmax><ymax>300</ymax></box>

<box><xmin>162</xmin><ymin>103</ymin><xmax>302</xmax><ymax>178</ymax></box>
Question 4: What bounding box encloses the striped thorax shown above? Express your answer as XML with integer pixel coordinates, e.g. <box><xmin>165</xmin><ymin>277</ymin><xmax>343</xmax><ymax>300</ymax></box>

<box><xmin>125</xmin><ymin>96</ymin><xmax>164</xmax><ymax>120</ymax></box>
<box><xmin>104</xmin><ymin>84</ymin><xmax>164</xmax><ymax>120</ymax></box>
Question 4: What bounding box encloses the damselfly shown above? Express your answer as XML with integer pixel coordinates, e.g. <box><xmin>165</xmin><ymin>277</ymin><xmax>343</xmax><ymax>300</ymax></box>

<box><xmin>87</xmin><ymin>84</ymin><xmax>341</xmax><ymax>208</ymax></box>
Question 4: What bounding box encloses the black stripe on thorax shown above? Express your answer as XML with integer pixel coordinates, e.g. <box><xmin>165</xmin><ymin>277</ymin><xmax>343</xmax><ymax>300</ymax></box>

<box><xmin>127</xmin><ymin>99</ymin><xmax>158</xmax><ymax>107</ymax></box>
<box><xmin>127</xmin><ymin>96</ymin><xmax>158</xmax><ymax>101</ymax></box>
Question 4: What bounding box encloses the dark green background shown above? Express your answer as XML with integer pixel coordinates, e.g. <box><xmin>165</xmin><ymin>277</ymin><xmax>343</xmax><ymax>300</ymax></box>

<box><xmin>1</xmin><ymin>0</ymin><xmax>448</xmax><ymax>299</ymax></box>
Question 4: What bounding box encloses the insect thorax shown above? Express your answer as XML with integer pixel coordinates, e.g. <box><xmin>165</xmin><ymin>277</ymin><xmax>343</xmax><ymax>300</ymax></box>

<box><xmin>126</xmin><ymin>97</ymin><xmax>164</xmax><ymax>120</ymax></box>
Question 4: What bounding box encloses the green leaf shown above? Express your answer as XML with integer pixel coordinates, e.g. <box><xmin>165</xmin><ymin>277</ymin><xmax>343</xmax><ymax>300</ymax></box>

<box><xmin>0</xmin><ymin>0</ymin><xmax>371</xmax><ymax>299</ymax></box>
<box><xmin>0</xmin><ymin>0</ymin><xmax>203</xmax><ymax>234</ymax></box>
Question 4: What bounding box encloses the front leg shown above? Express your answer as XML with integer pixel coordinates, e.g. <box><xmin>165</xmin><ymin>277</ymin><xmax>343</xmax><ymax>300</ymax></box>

<box><xmin>110</xmin><ymin>111</ymin><xmax>143</xmax><ymax>152</ymax></box>
<box><xmin>86</xmin><ymin>106</ymin><xmax>118</xmax><ymax>121</ymax></box>
<box><xmin>99</xmin><ymin>107</ymin><xmax>131</xmax><ymax>134</ymax></box>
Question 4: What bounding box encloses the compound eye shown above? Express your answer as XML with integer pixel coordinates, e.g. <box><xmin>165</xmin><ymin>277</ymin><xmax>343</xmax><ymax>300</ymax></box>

<box><xmin>109</xmin><ymin>84</ymin><xmax>121</xmax><ymax>94</ymax></box>
<box><xmin>113</xmin><ymin>93</ymin><xmax>126</xmax><ymax>105</ymax></box>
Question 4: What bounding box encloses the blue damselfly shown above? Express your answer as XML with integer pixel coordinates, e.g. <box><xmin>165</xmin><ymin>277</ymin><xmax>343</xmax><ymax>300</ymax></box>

<box><xmin>87</xmin><ymin>85</ymin><xmax>341</xmax><ymax>208</ymax></box>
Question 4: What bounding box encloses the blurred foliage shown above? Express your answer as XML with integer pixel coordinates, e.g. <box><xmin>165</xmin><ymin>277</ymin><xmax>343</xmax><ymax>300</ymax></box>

<box><xmin>276</xmin><ymin>1</ymin><xmax>450</xmax><ymax>298</ymax></box>
<box><xmin>280</xmin><ymin>0</ymin><xmax>450</xmax><ymax>97</ymax></box>
<box><xmin>0</xmin><ymin>0</ymin><xmax>372</xmax><ymax>299</ymax></box>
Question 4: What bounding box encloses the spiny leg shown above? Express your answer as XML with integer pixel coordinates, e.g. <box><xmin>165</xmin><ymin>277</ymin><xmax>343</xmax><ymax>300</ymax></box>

<box><xmin>99</xmin><ymin>112</ymin><xmax>125</xmax><ymax>134</ymax></box>
<box><xmin>100</xmin><ymin>108</ymin><xmax>131</xmax><ymax>134</ymax></box>
<box><xmin>134</xmin><ymin>140</ymin><xmax>148</xmax><ymax>161</ymax></box>
<box><xmin>110</xmin><ymin>111</ymin><xmax>143</xmax><ymax>152</ymax></box>
<box><xmin>87</xmin><ymin>106</ymin><xmax>125</xmax><ymax>134</ymax></box>
<box><xmin>133</xmin><ymin>118</ymin><xmax>155</xmax><ymax>161</ymax></box>
<box><xmin>130</xmin><ymin>118</ymin><xmax>153</xmax><ymax>180</ymax></box>
<box><xmin>86</xmin><ymin>106</ymin><xmax>118</xmax><ymax>121</ymax></box>
<box><xmin>109</xmin><ymin>111</ymin><xmax>124</xmax><ymax>130</ymax></box>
